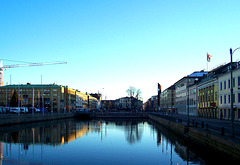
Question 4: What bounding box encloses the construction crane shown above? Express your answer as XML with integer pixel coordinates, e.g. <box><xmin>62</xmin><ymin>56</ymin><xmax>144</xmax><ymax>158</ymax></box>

<box><xmin>0</xmin><ymin>59</ymin><xmax>67</xmax><ymax>86</ymax></box>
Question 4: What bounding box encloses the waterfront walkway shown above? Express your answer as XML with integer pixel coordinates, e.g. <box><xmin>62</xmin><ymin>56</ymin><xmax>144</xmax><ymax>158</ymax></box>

<box><xmin>150</xmin><ymin>112</ymin><xmax>240</xmax><ymax>142</ymax></box>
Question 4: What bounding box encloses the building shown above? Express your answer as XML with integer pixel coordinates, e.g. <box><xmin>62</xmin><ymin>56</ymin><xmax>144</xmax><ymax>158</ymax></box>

<box><xmin>197</xmin><ymin>64</ymin><xmax>228</xmax><ymax>118</ymax></box>
<box><xmin>90</xmin><ymin>93</ymin><xmax>101</xmax><ymax>110</ymax></box>
<box><xmin>115</xmin><ymin>96</ymin><xmax>143</xmax><ymax>111</ymax></box>
<box><xmin>160</xmin><ymin>91</ymin><xmax>167</xmax><ymax>111</ymax></box>
<box><xmin>166</xmin><ymin>85</ymin><xmax>176</xmax><ymax>113</ymax></box>
<box><xmin>188</xmin><ymin>82</ymin><xmax>198</xmax><ymax>116</ymax></box>
<box><xmin>143</xmin><ymin>98</ymin><xmax>151</xmax><ymax>111</ymax></box>
<box><xmin>175</xmin><ymin>71</ymin><xmax>207</xmax><ymax>116</ymax></box>
<box><xmin>159</xmin><ymin>85</ymin><xmax>175</xmax><ymax>113</ymax></box>
<box><xmin>101</xmin><ymin>100</ymin><xmax>116</xmax><ymax>110</ymax></box>
<box><xmin>151</xmin><ymin>95</ymin><xmax>158</xmax><ymax>111</ymax></box>
<box><xmin>0</xmin><ymin>83</ymin><xmax>98</xmax><ymax>112</ymax></box>
<box><xmin>218</xmin><ymin>62</ymin><xmax>240</xmax><ymax>121</ymax></box>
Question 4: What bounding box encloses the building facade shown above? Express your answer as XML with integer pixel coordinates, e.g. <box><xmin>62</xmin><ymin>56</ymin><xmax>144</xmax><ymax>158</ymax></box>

<box><xmin>218</xmin><ymin>63</ymin><xmax>240</xmax><ymax>121</ymax></box>
<box><xmin>197</xmin><ymin>76</ymin><xmax>218</xmax><ymax>118</ymax></box>
<box><xmin>159</xmin><ymin>85</ymin><xmax>176</xmax><ymax>113</ymax></box>
<box><xmin>115</xmin><ymin>97</ymin><xmax>143</xmax><ymax>111</ymax></box>
<box><xmin>0</xmin><ymin>84</ymin><xmax>98</xmax><ymax>112</ymax></box>
<box><xmin>175</xmin><ymin>71</ymin><xmax>207</xmax><ymax>116</ymax></box>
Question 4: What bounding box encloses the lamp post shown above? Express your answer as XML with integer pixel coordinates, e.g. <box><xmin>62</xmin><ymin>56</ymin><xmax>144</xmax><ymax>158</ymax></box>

<box><xmin>187</xmin><ymin>78</ymin><xmax>190</xmax><ymax>126</ymax></box>
<box><xmin>230</xmin><ymin>47</ymin><xmax>240</xmax><ymax>137</ymax></box>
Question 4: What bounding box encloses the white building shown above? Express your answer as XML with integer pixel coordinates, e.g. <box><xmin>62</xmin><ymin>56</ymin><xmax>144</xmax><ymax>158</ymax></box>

<box><xmin>218</xmin><ymin>62</ymin><xmax>240</xmax><ymax>121</ymax></box>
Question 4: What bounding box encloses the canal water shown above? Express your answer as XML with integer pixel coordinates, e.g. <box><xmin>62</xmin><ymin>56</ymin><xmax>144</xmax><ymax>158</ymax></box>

<box><xmin>0</xmin><ymin>119</ymin><xmax>235</xmax><ymax>165</ymax></box>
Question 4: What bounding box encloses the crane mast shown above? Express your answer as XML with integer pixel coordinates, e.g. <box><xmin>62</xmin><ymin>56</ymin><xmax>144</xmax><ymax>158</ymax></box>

<box><xmin>0</xmin><ymin>59</ymin><xmax>67</xmax><ymax>86</ymax></box>
<box><xmin>0</xmin><ymin>60</ymin><xmax>3</xmax><ymax>86</ymax></box>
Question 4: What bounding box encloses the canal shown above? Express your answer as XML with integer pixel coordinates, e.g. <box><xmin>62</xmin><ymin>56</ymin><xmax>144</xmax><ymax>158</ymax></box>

<box><xmin>0</xmin><ymin>118</ymin><xmax>236</xmax><ymax>165</ymax></box>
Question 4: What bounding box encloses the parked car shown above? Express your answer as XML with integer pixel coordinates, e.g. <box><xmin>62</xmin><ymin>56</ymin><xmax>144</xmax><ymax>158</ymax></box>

<box><xmin>0</xmin><ymin>106</ymin><xmax>4</xmax><ymax>113</ymax></box>
<box><xmin>10</xmin><ymin>107</ymin><xmax>20</xmax><ymax>113</ymax></box>
<box><xmin>35</xmin><ymin>108</ymin><xmax>40</xmax><ymax>113</ymax></box>
<box><xmin>20</xmin><ymin>107</ymin><xmax>28</xmax><ymax>113</ymax></box>
<box><xmin>29</xmin><ymin>107</ymin><xmax>41</xmax><ymax>113</ymax></box>
<box><xmin>77</xmin><ymin>107</ymin><xmax>88</xmax><ymax>112</ymax></box>
<box><xmin>40</xmin><ymin>107</ymin><xmax>48</xmax><ymax>113</ymax></box>
<box><xmin>3</xmin><ymin>107</ymin><xmax>10</xmax><ymax>113</ymax></box>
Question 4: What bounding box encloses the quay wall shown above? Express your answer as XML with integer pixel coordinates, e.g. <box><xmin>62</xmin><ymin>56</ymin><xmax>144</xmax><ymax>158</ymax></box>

<box><xmin>148</xmin><ymin>114</ymin><xmax>240</xmax><ymax>160</ymax></box>
<box><xmin>0</xmin><ymin>113</ymin><xmax>75</xmax><ymax>126</ymax></box>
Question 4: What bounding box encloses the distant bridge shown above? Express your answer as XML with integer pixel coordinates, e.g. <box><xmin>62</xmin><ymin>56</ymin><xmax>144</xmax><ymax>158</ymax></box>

<box><xmin>75</xmin><ymin>111</ymin><xmax>148</xmax><ymax>119</ymax></box>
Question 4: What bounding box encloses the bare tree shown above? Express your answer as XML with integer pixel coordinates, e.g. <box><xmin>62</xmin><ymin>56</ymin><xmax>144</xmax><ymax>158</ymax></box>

<box><xmin>126</xmin><ymin>86</ymin><xmax>142</xmax><ymax>111</ymax></box>
<box><xmin>126</xmin><ymin>86</ymin><xmax>141</xmax><ymax>99</ymax></box>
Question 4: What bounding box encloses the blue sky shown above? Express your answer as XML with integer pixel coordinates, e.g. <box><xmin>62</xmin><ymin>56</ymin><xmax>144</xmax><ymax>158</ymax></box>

<box><xmin>1</xmin><ymin>0</ymin><xmax>240</xmax><ymax>102</ymax></box>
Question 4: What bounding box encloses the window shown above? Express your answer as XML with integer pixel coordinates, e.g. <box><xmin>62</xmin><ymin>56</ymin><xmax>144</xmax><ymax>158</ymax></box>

<box><xmin>233</xmin><ymin>77</ymin><xmax>235</xmax><ymax>87</ymax></box>
<box><xmin>228</xmin><ymin>95</ymin><xmax>231</xmax><ymax>104</ymax></box>
<box><xmin>224</xmin><ymin>95</ymin><xmax>226</xmax><ymax>104</ymax></box>
<box><xmin>238</xmin><ymin>76</ymin><xmax>240</xmax><ymax>86</ymax></box>
<box><xmin>238</xmin><ymin>93</ymin><xmax>240</xmax><ymax>103</ymax></box>
<box><xmin>220</xmin><ymin>96</ymin><xmax>222</xmax><ymax>104</ymax></box>
<box><xmin>224</xmin><ymin>81</ymin><xmax>226</xmax><ymax>90</ymax></box>
<box><xmin>233</xmin><ymin>94</ymin><xmax>235</xmax><ymax>103</ymax></box>
<box><xmin>238</xmin><ymin>109</ymin><xmax>240</xmax><ymax>119</ymax></box>
<box><xmin>228</xmin><ymin>79</ymin><xmax>231</xmax><ymax>89</ymax></box>
<box><xmin>220</xmin><ymin>82</ymin><xmax>222</xmax><ymax>90</ymax></box>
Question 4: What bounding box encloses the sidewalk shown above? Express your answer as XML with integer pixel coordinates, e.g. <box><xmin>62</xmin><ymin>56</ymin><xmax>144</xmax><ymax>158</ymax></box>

<box><xmin>151</xmin><ymin>112</ymin><xmax>240</xmax><ymax>142</ymax></box>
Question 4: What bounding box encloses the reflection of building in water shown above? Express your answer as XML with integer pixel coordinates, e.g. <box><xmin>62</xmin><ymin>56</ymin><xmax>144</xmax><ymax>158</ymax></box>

<box><xmin>0</xmin><ymin>120</ymin><xmax>102</xmax><ymax>147</ymax></box>
<box><xmin>0</xmin><ymin>119</ymin><xmax>148</xmax><ymax>162</ymax></box>
<box><xmin>152</xmin><ymin>122</ymin><xmax>204</xmax><ymax>164</ymax></box>
<box><xmin>124</xmin><ymin>123</ymin><xmax>143</xmax><ymax>144</ymax></box>
<box><xmin>0</xmin><ymin>142</ymin><xmax>3</xmax><ymax>162</ymax></box>
<box><xmin>0</xmin><ymin>142</ymin><xmax>3</xmax><ymax>160</ymax></box>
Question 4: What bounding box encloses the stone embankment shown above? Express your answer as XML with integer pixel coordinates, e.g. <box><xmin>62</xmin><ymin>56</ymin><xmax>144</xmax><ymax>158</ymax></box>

<box><xmin>148</xmin><ymin>114</ymin><xmax>240</xmax><ymax>160</ymax></box>
<box><xmin>0</xmin><ymin>113</ymin><xmax>75</xmax><ymax>126</ymax></box>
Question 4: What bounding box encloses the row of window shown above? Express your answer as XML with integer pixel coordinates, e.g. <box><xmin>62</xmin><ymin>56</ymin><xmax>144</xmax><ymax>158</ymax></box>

<box><xmin>219</xmin><ymin>93</ymin><xmax>240</xmax><ymax>104</ymax></box>
<box><xmin>219</xmin><ymin>77</ymin><xmax>240</xmax><ymax>90</ymax></box>
<box><xmin>219</xmin><ymin>109</ymin><xmax>240</xmax><ymax>119</ymax></box>
<box><xmin>0</xmin><ymin>88</ymin><xmax>58</xmax><ymax>92</ymax></box>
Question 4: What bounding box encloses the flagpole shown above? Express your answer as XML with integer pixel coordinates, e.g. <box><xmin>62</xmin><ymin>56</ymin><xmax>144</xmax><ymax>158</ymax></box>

<box><xmin>207</xmin><ymin>60</ymin><xmax>208</xmax><ymax>72</ymax></box>
<box><xmin>207</xmin><ymin>53</ymin><xmax>208</xmax><ymax>72</ymax></box>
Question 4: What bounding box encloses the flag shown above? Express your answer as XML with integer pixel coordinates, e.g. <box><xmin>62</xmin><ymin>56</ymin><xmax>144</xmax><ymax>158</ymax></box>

<box><xmin>207</xmin><ymin>53</ymin><xmax>212</xmax><ymax>62</ymax></box>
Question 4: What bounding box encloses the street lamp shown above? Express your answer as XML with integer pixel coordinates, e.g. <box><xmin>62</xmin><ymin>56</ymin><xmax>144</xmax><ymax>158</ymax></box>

<box><xmin>230</xmin><ymin>47</ymin><xmax>240</xmax><ymax>137</ymax></box>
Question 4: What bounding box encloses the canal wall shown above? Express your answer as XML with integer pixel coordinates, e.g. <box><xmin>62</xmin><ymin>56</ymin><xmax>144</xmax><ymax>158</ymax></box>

<box><xmin>148</xmin><ymin>114</ymin><xmax>240</xmax><ymax>160</ymax></box>
<box><xmin>0</xmin><ymin>113</ymin><xmax>75</xmax><ymax>126</ymax></box>
<box><xmin>91</xmin><ymin>112</ymin><xmax>148</xmax><ymax>118</ymax></box>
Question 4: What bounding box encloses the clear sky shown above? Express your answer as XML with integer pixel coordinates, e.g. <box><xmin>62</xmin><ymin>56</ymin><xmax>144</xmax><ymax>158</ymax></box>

<box><xmin>1</xmin><ymin>0</ymin><xmax>240</xmax><ymax>102</ymax></box>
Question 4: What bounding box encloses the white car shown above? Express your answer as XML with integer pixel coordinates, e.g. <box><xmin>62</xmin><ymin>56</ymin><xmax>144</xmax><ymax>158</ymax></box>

<box><xmin>20</xmin><ymin>107</ymin><xmax>28</xmax><ymax>113</ymax></box>
<box><xmin>10</xmin><ymin>107</ymin><xmax>20</xmax><ymax>113</ymax></box>
<box><xmin>29</xmin><ymin>107</ymin><xmax>41</xmax><ymax>113</ymax></box>
<box><xmin>35</xmin><ymin>108</ymin><xmax>40</xmax><ymax>113</ymax></box>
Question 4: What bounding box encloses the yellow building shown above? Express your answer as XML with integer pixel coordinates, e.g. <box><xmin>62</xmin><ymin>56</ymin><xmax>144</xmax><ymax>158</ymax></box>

<box><xmin>0</xmin><ymin>83</ymin><xmax>98</xmax><ymax>112</ymax></box>
<box><xmin>197</xmin><ymin>76</ymin><xmax>218</xmax><ymax>118</ymax></box>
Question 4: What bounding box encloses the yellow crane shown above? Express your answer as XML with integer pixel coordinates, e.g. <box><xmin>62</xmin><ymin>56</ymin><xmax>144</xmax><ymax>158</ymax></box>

<box><xmin>0</xmin><ymin>59</ymin><xmax>67</xmax><ymax>86</ymax></box>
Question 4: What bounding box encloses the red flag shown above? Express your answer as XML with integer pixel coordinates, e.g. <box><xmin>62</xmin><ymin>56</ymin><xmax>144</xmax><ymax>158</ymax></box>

<box><xmin>207</xmin><ymin>53</ymin><xmax>212</xmax><ymax>62</ymax></box>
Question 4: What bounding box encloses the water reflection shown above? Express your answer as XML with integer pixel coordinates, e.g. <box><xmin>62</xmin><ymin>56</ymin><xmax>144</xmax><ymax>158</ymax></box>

<box><xmin>0</xmin><ymin>120</ymin><xmax>105</xmax><ymax>146</ymax></box>
<box><xmin>0</xmin><ymin>119</ymin><xmax>236</xmax><ymax>165</ymax></box>
<box><xmin>0</xmin><ymin>119</ymin><xmax>147</xmax><ymax>163</ymax></box>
